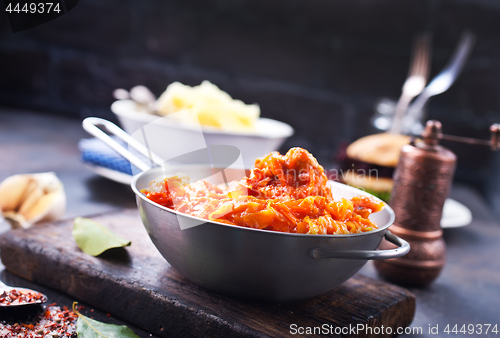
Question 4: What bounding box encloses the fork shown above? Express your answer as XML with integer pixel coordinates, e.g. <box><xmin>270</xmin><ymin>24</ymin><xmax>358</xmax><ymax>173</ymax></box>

<box><xmin>389</xmin><ymin>35</ymin><xmax>431</xmax><ymax>134</ymax></box>
<box><xmin>402</xmin><ymin>31</ymin><xmax>476</xmax><ymax>134</ymax></box>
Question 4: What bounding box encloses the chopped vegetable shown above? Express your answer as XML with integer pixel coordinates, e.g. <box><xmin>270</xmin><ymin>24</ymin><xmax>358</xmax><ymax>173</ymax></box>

<box><xmin>143</xmin><ymin>148</ymin><xmax>384</xmax><ymax>234</ymax></box>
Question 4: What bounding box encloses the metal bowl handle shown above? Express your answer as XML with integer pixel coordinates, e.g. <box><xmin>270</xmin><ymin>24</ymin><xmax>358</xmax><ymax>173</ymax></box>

<box><xmin>311</xmin><ymin>231</ymin><xmax>410</xmax><ymax>260</ymax></box>
<box><xmin>82</xmin><ymin>117</ymin><xmax>165</xmax><ymax>173</ymax></box>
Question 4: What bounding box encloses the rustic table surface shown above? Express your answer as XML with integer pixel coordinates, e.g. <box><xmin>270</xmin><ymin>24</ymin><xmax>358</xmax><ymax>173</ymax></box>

<box><xmin>1</xmin><ymin>108</ymin><xmax>499</xmax><ymax>337</ymax></box>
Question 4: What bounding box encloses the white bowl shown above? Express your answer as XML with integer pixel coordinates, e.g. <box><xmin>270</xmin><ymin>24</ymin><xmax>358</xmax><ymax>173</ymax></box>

<box><xmin>111</xmin><ymin>100</ymin><xmax>294</xmax><ymax>168</ymax></box>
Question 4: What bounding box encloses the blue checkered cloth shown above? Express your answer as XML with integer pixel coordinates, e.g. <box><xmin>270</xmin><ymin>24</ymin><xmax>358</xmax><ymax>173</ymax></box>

<box><xmin>78</xmin><ymin>137</ymin><xmax>140</xmax><ymax>175</ymax></box>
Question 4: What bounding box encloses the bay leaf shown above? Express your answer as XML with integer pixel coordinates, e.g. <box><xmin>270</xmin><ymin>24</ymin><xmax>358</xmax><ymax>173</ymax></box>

<box><xmin>73</xmin><ymin>302</ymin><xmax>140</xmax><ymax>338</ymax></box>
<box><xmin>73</xmin><ymin>217</ymin><xmax>131</xmax><ymax>256</ymax></box>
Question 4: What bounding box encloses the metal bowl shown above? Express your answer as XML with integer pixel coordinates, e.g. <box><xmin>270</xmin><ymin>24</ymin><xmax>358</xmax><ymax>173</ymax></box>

<box><xmin>133</xmin><ymin>167</ymin><xmax>407</xmax><ymax>301</ymax></box>
<box><xmin>83</xmin><ymin>117</ymin><xmax>409</xmax><ymax>301</ymax></box>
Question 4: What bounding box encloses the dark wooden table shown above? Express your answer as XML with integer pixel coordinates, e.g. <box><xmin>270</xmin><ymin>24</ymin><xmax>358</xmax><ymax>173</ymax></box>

<box><xmin>1</xmin><ymin>108</ymin><xmax>499</xmax><ymax>337</ymax></box>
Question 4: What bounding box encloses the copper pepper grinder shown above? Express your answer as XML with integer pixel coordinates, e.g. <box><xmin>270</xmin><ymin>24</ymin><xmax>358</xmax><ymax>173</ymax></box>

<box><xmin>374</xmin><ymin>120</ymin><xmax>500</xmax><ymax>286</ymax></box>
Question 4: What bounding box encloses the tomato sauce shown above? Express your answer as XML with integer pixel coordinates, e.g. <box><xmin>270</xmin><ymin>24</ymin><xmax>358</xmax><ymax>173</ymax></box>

<box><xmin>142</xmin><ymin>148</ymin><xmax>384</xmax><ymax>234</ymax></box>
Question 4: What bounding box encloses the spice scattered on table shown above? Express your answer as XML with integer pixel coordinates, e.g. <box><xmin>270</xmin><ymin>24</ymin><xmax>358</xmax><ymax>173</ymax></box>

<box><xmin>0</xmin><ymin>289</ymin><xmax>46</xmax><ymax>306</ymax></box>
<box><xmin>0</xmin><ymin>304</ymin><xmax>78</xmax><ymax>337</ymax></box>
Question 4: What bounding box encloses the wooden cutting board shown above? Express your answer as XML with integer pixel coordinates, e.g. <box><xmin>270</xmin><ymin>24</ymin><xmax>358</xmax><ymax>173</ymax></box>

<box><xmin>0</xmin><ymin>209</ymin><xmax>415</xmax><ymax>338</ymax></box>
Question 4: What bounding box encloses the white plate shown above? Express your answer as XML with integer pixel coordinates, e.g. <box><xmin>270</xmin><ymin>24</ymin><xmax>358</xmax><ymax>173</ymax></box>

<box><xmin>441</xmin><ymin>198</ymin><xmax>472</xmax><ymax>228</ymax></box>
<box><xmin>111</xmin><ymin>100</ymin><xmax>294</xmax><ymax>168</ymax></box>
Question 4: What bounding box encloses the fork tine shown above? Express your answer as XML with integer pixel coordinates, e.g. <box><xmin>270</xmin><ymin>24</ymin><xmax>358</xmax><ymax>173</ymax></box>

<box><xmin>405</xmin><ymin>37</ymin><xmax>419</xmax><ymax>77</ymax></box>
<box><xmin>414</xmin><ymin>39</ymin><xmax>425</xmax><ymax>76</ymax></box>
<box><xmin>416</xmin><ymin>46</ymin><xmax>426</xmax><ymax>78</ymax></box>
<box><xmin>409</xmin><ymin>38</ymin><xmax>423</xmax><ymax>76</ymax></box>
<box><xmin>419</xmin><ymin>34</ymin><xmax>432</xmax><ymax>79</ymax></box>
<box><xmin>414</xmin><ymin>36</ymin><xmax>428</xmax><ymax>77</ymax></box>
<box><xmin>390</xmin><ymin>33</ymin><xmax>431</xmax><ymax>134</ymax></box>
<box><xmin>448</xmin><ymin>31</ymin><xmax>475</xmax><ymax>74</ymax></box>
<box><xmin>404</xmin><ymin>31</ymin><xmax>473</xmax><ymax>131</ymax></box>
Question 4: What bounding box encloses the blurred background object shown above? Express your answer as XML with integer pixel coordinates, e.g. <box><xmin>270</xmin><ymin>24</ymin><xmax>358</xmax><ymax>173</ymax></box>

<box><xmin>404</xmin><ymin>31</ymin><xmax>476</xmax><ymax>134</ymax></box>
<box><xmin>376</xmin><ymin>31</ymin><xmax>476</xmax><ymax>136</ymax></box>
<box><xmin>389</xmin><ymin>33</ymin><xmax>431</xmax><ymax>135</ymax></box>
<box><xmin>1</xmin><ymin>0</ymin><xmax>500</xmax><ymax>213</ymax></box>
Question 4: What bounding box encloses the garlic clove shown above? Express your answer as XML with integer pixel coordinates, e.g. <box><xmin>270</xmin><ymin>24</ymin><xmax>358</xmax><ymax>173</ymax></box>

<box><xmin>18</xmin><ymin>186</ymin><xmax>44</xmax><ymax>216</ymax></box>
<box><xmin>0</xmin><ymin>175</ymin><xmax>30</xmax><ymax>212</ymax></box>
<box><xmin>40</xmin><ymin>189</ymin><xmax>66</xmax><ymax>223</ymax></box>
<box><xmin>0</xmin><ymin>172</ymin><xmax>66</xmax><ymax>229</ymax></box>
<box><xmin>24</xmin><ymin>190</ymin><xmax>66</xmax><ymax>224</ymax></box>
<box><xmin>19</xmin><ymin>179</ymin><xmax>39</xmax><ymax>205</ymax></box>
<box><xmin>2</xmin><ymin>211</ymin><xmax>28</xmax><ymax>229</ymax></box>
<box><xmin>31</xmin><ymin>172</ymin><xmax>61</xmax><ymax>193</ymax></box>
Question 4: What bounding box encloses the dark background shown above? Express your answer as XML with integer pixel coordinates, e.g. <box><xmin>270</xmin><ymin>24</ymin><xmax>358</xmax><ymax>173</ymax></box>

<box><xmin>1</xmin><ymin>0</ymin><xmax>500</xmax><ymax>211</ymax></box>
